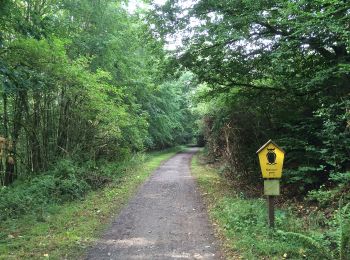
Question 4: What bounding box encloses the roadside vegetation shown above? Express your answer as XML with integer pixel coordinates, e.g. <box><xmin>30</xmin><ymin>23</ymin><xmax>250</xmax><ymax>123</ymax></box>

<box><xmin>0</xmin><ymin>147</ymin><xmax>182</xmax><ymax>259</ymax></box>
<box><xmin>192</xmin><ymin>151</ymin><xmax>350</xmax><ymax>260</ymax></box>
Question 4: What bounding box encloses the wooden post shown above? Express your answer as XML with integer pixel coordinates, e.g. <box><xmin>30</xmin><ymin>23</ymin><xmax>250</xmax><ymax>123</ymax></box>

<box><xmin>257</xmin><ymin>140</ymin><xmax>285</xmax><ymax>229</ymax></box>
<box><xmin>267</xmin><ymin>195</ymin><xmax>275</xmax><ymax>228</ymax></box>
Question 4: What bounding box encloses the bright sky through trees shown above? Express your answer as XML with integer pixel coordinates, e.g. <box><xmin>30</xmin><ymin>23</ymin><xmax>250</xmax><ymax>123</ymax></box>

<box><xmin>127</xmin><ymin>0</ymin><xmax>167</xmax><ymax>13</ymax></box>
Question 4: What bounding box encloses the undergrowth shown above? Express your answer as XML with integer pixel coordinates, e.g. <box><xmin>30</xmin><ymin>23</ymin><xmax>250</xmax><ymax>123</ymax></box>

<box><xmin>191</xmin><ymin>152</ymin><xmax>350</xmax><ymax>260</ymax></box>
<box><xmin>0</xmin><ymin>154</ymin><xmax>147</xmax><ymax>221</ymax></box>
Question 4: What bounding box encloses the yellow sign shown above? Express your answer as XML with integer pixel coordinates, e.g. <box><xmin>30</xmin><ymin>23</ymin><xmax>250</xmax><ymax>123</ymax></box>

<box><xmin>257</xmin><ymin>140</ymin><xmax>285</xmax><ymax>179</ymax></box>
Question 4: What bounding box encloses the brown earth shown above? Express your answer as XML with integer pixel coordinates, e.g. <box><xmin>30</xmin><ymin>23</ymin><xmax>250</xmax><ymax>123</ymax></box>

<box><xmin>85</xmin><ymin>148</ymin><xmax>222</xmax><ymax>260</ymax></box>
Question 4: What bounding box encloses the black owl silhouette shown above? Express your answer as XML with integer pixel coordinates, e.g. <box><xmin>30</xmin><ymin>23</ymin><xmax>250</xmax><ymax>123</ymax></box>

<box><xmin>266</xmin><ymin>148</ymin><xmax>277</xmax><ymax>165</ymax></box>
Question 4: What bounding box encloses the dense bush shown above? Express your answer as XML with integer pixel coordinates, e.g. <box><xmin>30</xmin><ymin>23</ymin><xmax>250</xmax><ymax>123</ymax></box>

<box><xmin>0</xmin><ymin>174</ymin><xmax>90</xmax><ymax>220</ymax></box>
<box><xmin>0</xmin><ymin>156</ymin><xmax>145</xmax><ymax>220</ymax></box>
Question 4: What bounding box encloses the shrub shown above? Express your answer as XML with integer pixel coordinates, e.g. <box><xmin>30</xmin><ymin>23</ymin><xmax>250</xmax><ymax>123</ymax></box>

<box><xmin>0</xmin><ymin>155</ymin><xmax>145</xmax><ymax>220</ymax></box>
<box><xmin>0</xmin><ymin>173</ymin><xmax>92</xmax><ymax>220</ymax></box>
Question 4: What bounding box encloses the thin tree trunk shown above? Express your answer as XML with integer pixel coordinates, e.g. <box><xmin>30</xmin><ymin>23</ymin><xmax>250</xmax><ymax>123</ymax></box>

<box><xmin>57</xmin><ymin>87</ymin><xmax>70</xmax><ymax>154</ymax></box>
<box><xmin>30</xmin><ymin>91</ymin><xmax>42</xmax><ymax>172</ymax></box>
<box><xmin>3</xmin><ymin>92</ymin><xmax>8</xmax><ymax>137</ymax></box>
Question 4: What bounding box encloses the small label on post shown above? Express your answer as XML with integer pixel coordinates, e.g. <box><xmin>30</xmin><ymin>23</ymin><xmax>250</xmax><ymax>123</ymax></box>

<box><xmin>264</xmin><ymin>180</ymin><xmax>280</xmax><ymax>196</ymax></box>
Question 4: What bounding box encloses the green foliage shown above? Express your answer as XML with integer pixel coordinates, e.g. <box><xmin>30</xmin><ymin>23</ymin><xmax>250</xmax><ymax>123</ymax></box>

<box><xmin>337</xmin><ymin>202</ymin><xmax>350</xmax><ymax>260</ymax></box>
<box><xmin>0</xmin><ymin>0</ymin><xmax>198</xmax><ymax>187</ymax></box>
<box><xmin>0</xmin><ymin>154</ymin><xmax>139</xmax><ymax>220</ymax></box>
<box><xmin>307</xmin><ymin>187</ymin><xmax>338</xmax><ymax>207</ymax></box>
<box><xmin>330</xmin><ymin>172</ymin><xmax>350</xmax><ymax>187</ymax></box>
<box><xmin>276</xmin><ymin>202</ymin><xmax>350</xmax><ymax>260</ymax></box>
<box><xmin>212</xmin><ymin>196</ymin><xmax>331</xmax><ymax>259</ymax></box>
<box><xmin>0</xmin><ymin>174</ymin><xmax>90</xmax><ymax>220</ymax></box>
<box><xmin>307</xmin><ymin>171</ymin><xmax>350</xmax><ymax>207</ymax></box>
<box><xmin>192</xmin><ymin>153</ymin><xmax>350</xmax><ymax>259</ymax></box>
<box><xmin>151</xmin><ymin>0</ymin><xmax>350</xmax><ymax>196</ymax></box>
<box><xmin>276</xmin><ymin>230</ymin><xmax>333</xmax><ymax>260</ymax></box>
<box><xmin>145</xmin><ymin>72</ymin><xmax>199</xmax><ymax>148</ymax></box>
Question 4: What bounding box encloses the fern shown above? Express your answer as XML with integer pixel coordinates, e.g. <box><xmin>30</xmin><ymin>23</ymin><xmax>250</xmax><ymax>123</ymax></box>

<box><xmin>276</xmin><ymin>202</ymin><xmax>350</xmax><ymax>260</ymax></box>
<box><xmin>276</xmin><ymin>230</ymin><xmax>332</xmax><ymax>259</ymax></box>
<box><xmin>338</xmin><ymin>201</ymin><xmax>350</xmax><ymax>260</ymax></box>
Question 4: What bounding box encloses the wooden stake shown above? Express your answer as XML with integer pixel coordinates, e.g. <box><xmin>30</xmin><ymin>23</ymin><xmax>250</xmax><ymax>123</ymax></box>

<box><xmin>268</xmin><ymin>195</ymin><xmax>275</xmax><ymax>228</ymax></box>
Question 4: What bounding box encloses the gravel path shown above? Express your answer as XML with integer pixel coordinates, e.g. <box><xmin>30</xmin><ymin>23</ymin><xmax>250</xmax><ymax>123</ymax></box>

<box><xmin>86</xmin><ymin>148</ymin><xmax>222</xmax><ymax>260</ymax></box>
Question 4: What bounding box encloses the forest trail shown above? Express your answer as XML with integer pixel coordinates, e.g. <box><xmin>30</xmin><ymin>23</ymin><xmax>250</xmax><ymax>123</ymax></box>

<box><xmin>86</xmin><ymin>148</ymin><xmax>221</xmax><ymax>259</ymax></box>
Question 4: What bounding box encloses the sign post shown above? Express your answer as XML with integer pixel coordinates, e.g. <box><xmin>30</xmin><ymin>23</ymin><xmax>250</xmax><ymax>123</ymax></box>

<box><xmin>257</xmin><ymin>140</ymin><xmax>285</xmax><ymax>228</ymax></box>
<box><xmin>267</xmin><ymin>196</ymin><xmax>275</xmax><ymax>228</ymax></box>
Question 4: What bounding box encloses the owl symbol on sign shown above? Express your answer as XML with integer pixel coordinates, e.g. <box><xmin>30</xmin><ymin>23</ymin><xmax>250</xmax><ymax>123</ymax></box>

<box><xmin>266</xmin><ymin>148</ymin><xmax>277</xmax><ymax>165</ymax></box>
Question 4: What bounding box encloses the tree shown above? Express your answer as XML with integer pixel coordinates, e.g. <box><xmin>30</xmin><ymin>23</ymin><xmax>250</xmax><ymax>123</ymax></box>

<box><xmin>0</xmin><ymin>0</ymin><xmax>198</xmax><ymax>185</ymax></box>
<box><xmin>150</xmin><ymin>0</ymin><xmax>350</xmax><ymax>192</ymax></box>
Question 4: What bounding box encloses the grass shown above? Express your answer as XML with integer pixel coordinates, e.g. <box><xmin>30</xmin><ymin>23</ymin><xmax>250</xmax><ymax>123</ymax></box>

<box><xmin>191</xmin><ymin>151</ymin><xmax>347</xmax><ymax>260</ymax></box>
<box><xmin>0</xmin><ymin>147</ymin><xmax>182</xmax><ymax>259</ymax></box>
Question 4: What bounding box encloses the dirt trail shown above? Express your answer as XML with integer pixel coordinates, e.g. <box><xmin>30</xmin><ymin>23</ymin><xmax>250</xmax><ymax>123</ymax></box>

<box><xmin>86</xmin><ymin>148</ymin><xmax>221</xmax><ymax>260</ymax></box>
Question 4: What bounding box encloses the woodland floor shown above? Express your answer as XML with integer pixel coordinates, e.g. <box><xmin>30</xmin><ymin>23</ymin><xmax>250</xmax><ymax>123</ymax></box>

<box><xmin>85</xmin><ymin>148</ymin><xmax>222</xmax><ymax>260</ymax></box>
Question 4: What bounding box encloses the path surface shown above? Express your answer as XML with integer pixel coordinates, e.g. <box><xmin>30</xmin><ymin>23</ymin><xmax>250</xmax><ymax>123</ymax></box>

<box><xmin>86</xmin><ymin>148</ymin><xmax>221</xmax><ymax>260</ymax></box>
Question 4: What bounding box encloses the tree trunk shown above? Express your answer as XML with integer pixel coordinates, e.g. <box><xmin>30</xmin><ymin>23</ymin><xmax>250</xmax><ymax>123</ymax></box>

<box><xmin>29</xmin><ymin>91</ymin><xmax>42</xmax><ymax>172</ymax></box>
<box><xmin>57</xmin><ymin>87</ymin><xmax>70</xmax><ymax>155</ymax></box>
